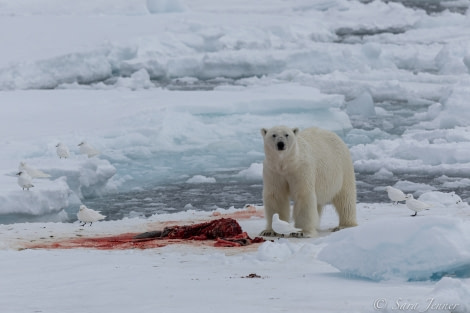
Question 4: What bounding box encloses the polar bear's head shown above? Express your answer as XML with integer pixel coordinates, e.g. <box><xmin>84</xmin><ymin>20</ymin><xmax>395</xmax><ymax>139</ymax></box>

<box><xmin>261</xmin><ymin>126</ymin><xmax>299</xmax><ymax>153</ymax></box>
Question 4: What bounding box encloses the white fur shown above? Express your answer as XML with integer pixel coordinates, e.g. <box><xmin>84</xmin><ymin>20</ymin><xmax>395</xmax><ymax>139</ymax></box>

<box><xmin>260</xmin><ymin>126</ymin><xmax>357</xmax><ymax>237</ymax></box>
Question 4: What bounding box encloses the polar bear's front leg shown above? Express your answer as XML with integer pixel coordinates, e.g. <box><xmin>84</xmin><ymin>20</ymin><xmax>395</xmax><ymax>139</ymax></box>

<box><xmin>259</xmin><ymin>179</ymin><xmax>290</xmax><ymax>237</ymax></box>
<box><xmin>259</xmin><ymin>192</ymin><xmax>290</xmax><ymax>236</ymax></box>
<box><xmin>259</xmin><ymin>165</ymin><xmax>290</xmax><ymax>236</ymax></box>
<box><xmin>292</xmin><ymin>192</ymin><xmax>319</xmax><ymax>237</ymax></box>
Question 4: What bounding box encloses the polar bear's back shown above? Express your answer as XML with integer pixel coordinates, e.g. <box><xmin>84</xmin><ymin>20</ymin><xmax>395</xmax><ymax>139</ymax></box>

<box><xmin>298</xmin><ymin>127</ymin><xmax>351</xmax><ymax>161</ymax></box>
<box><xmin>297</xmin><ymin>127</ymin><xmax>355</xmax><ymax>205</ymax></box>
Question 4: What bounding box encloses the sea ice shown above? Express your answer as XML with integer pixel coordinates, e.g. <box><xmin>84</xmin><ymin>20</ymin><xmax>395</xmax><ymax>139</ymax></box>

<box><xmin>236</xmin><ymin>163</ymin><xmax>263</xmax><ymax>180</ymax></box>
<box><xmin>318</xmin><ymin>216</ymin><xmax>470</xmax><ymax>281</ymax></box>
<box><xmin>186</xmin><ymin>175</ymin><xmax>216</xmax><ymax>184</ymax></box>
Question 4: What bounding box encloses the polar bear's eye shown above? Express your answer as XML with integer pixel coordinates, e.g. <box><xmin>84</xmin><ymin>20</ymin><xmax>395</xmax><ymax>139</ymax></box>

<box><xmin>285</xmin><ymin>134</ymin><xmax>289</xmax><ymax>138</ymax></box>
<box><xmin>272</xmin><ymin>134</ymin><xmax>277</xmax><ymax>138</ymax></box>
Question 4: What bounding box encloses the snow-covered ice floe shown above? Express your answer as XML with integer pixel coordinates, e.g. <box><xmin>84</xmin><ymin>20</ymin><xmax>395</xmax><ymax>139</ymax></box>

<box><xmin>0</xmin><ymin>158</ymin><xmax>116</xmax><ymax>223</ymax></box>
<box><xmin>318</xmin><ymin>215</ymin><xmax>470</xmax><ymax>281</ymax></box>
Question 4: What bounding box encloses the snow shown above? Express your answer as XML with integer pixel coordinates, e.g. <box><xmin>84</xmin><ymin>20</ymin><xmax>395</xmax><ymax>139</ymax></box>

<box><xmin>2</xmin><ymin>0</ymin><xmax>470</xmax><ymax>312</ymax></box>
<box><xmin>318</xmin><ymin>216</ymin><xmax>470</xmax><ymax>281</ymax></box>
<box><xmin>2</xmin><ymin>201</ymin><xmax>470</xmax><ymax>312</ymax></box>
<box><xmin>317</xmin><ymin>192</ymin><xmax>470</xmax><ymax>283</ymax></box>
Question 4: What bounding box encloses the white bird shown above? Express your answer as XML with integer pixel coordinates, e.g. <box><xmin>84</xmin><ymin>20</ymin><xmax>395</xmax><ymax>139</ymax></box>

<box><xmin>56</xmin><ymin>143</ymin><xmax>70</xmax><ymax>159</ymax></box>
<box><xmin>405</xmin><ymin>194</ymin><xmax>432</xmax><ymax>217</ymax></box>
<box><xmin>386</xmin><ymin>186</ymin><xmax>406</xmax><ymax>204</ymax></box>
<box><xmin>77</xmin><ymin>205</ymin><xmax>106</xmax><ymax>226</ymax></box>
<box><xmin>16</xmin><ymin>171</ymin><xmax>34</xmax><ymax>190</ymax></box>
<box><xmin>272</xmin><ymin>213</ymin><xmax>302</xmax><ymax>236</ymax></box>
<box><xmin>18</xmin><ymin>162</ymin><xmax>50</xmax><ymax>178</ymax></box>
<box><xmin>78</xmin><ymin>141</ymin><xmax>100</xmax><ymax>158</ymax></box>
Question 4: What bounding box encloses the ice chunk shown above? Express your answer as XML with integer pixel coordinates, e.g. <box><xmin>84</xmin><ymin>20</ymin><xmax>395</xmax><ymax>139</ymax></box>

<box><xmin>115</xmin><ymin>69</ymin><xmax>154</xmax><ymax>90</ymax></box>
<box><xmin>41</xmin><ymin>158</ymin><xmax>117</xmax><ymax>199</ymax></box>
<box><xmin>318</xmin><ymin>216</ymin><xmax>470</xmax><ymax>281</ymax></box>
<box><xmin>236</xmin><ymin>163</ymin><xmax>263</xmax><ymax>181</ymax></box>
<box><xmin>434</xmin><ymin>43</ymin><xmax>469</xmax><ymax>75</ymax></box>
<box><xmin>186</xmin><ymin>175</ymin><xmax>216</xmax><ymax>184</ymax></box>
<box><xmin>0</xmin><ymin>51</ymin><xmax>112</xmax><ymax>90</ymax></box>
<box><xmin>361</xmin><ymin>42</ymin><xmax>382</xmax><ymax>59</ymax></box>
<box><xmin>372</xmin><ymin>167</ymin><xmax>394</xmax><ymax>180</ymax></box>
<box><xmin>0</xmin><ymin>177</ymin><xmax>70</xmax><ymax>224</ymax></box>
<box><xmin>437</xmin><ymin>87</ymin><xmax>470</xmax><ymax>129</ymax></box>
<box><xmin>418</xmin><ymin>191</ymin><xmax>467</xmax><ymax>207</ymax></box>
<box><xmin>393</xmin><ymin>180</ymin><xmax>436</xmax><ymax>195</ymax></box>
<box><xmin>0</xmin><ymin>157</ymin><xmax>116</xmax><ymax>224</ymax></box>
<box><xmin>441</xmin><ymin>177</ymin><xmax>470</xmax><ymax>190</ymax></box>
<box><xmin>346</xmin><ymin>91</ymin><xmax>376</xmax><ymax>117</ymax></box>
<box><xmin>345</xmin><ymin>128</ymin><xmax>391</xmax><ymax>145</ymax></box>
<box><xmin>76</xmin><ymin>159</ymin><xmax>117</xmax><ymax>197</ymax></box>
<box><xmin>429</xmin><ymin>278</ymin><xmax>470</xmax><ymax>313</ymax></box>
<box><xmin>256</xmin><ymin>239</ymin><xmax>296</xmax><ymax>262</ymax></box>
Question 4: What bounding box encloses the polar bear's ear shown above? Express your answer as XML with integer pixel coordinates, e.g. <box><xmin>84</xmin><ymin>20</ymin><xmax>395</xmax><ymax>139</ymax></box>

<box><xmin>292</xmin><ymin>128</ymin><xmax>299</xmax><ymax>135</ymax></box>
<box><xmin>261</xmin><ymin>128</ymin><xmax>268</xmax><ymax>137</ymax></box>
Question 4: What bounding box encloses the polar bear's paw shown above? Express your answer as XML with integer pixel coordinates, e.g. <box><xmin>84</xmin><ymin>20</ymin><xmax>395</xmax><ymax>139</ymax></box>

<box><xmin>290</xmin><ymin>232</ymin><xmax>310</xmax><ymax>238</ymax></box>
<box><xmin>259</xmin><ymin>230</ymin><xmax>313</xmax><ymax>238</ymax></box>
<box><xmin>331</xmin><ymin>225</ymin><xmax>355</xmax><ymax>232</ymax></box>
<box><xmin>259</xmin><ymin>230</ymin><xmax>283</xmax><ymax>237</ymax></box>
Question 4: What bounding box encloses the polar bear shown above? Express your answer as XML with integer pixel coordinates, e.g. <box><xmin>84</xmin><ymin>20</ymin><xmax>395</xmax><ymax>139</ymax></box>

<box><xmin>259</xmin><ymin>126</ymin><xmax>357</xmax><ymax>237</ymax></box>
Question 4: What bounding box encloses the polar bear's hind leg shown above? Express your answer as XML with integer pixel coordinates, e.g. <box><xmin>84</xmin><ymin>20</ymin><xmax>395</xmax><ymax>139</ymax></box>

<box><xmin>332</xmin><ymin>186</ymin><xmax>357</xmax><ymax>229</ymax></box>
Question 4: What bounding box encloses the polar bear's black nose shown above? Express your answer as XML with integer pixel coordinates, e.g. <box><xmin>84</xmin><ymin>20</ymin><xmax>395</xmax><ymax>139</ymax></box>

<box><xmin>277</xmin><ymin>142</ymin><xmax>285</xmax><ymax>151</ymax></box>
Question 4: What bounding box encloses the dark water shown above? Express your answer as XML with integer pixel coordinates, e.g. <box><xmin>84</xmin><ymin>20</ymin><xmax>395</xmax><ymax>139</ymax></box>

<box><xmin>83</xmin><ymin>181</ymin><xmax>263</xmax><ymax>221</ymax></box>
<box><xmin>85</xmin><ymin>173</ymin><xmax>470</xmax><ymax>222</ymax></box>
<box><xmin>353</xmin><ymin>99</ymin><xmax>470</xmax><ymax>204</ymax></box>
<box><xmin>384</xmin><ymin>0</ymin><xmax>468</xmax><ymax>14</ymax></box>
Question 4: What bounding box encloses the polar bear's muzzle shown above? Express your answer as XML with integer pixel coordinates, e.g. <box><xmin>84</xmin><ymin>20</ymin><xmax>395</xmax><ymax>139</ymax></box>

<box><xmin>277</xmin><ymin>141</ymin><xmax>286</xmax><ymax>151</ymax></box>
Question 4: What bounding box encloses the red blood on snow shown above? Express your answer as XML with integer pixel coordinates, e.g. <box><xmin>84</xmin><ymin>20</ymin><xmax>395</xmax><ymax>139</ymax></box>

<box><xmin>27</xmin><ymin>218</ymin><xmax>264</xmax><ymax>250</ymax></box>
